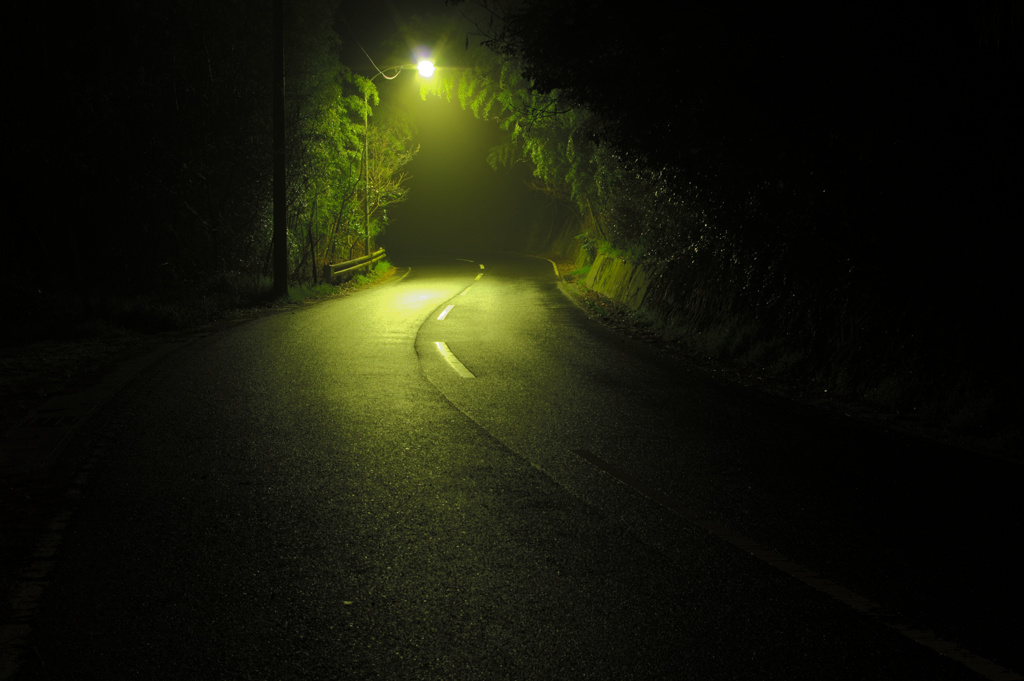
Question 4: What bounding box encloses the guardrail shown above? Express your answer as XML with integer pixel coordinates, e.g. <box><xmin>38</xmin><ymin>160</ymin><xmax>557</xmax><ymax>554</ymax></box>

<box><xmin>322</xmin><ymin>248</ymin><xmax>387</xmax><ymax>283</ymax></box>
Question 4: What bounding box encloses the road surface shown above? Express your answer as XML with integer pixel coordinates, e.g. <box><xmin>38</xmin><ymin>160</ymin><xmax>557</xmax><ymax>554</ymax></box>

<box><xmin>3</xmin><ymin>253</ymin><xmax>1020</xmax><ymax>679</ymax></box>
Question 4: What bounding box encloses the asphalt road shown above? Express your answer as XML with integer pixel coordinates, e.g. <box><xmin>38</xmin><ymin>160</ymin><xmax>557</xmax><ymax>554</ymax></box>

<box><xmin>3</xmin><ymin>253</ymin><xmax>1021</xmax><ymax>680</ymax></box>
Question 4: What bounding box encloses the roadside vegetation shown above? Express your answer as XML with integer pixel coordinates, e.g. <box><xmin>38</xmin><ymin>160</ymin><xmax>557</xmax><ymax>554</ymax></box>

<box><xmin>4</xmin><ymin>1</ymin><xmax>1020</xmax><ymax>455</ymax></box>
<box><xmin>8</xmin><ymin>1</ymin><xmax>412</xmax><ymax>331</ymax></box>
<box><xmin>4</xmin><ymin>0</ymin><xmax>409</xmax><ymax>429</ymax></box>
<box><xmin>432</xmin><ymin>1</ymin><xmax>1022</xmax><ymax>456</ymax></box>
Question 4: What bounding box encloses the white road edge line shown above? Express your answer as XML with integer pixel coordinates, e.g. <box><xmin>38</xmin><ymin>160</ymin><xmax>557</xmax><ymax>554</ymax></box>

<box><xmin>437</xmin><ymin>305</ymin><xmax>454</xmax><ymax>321</ymax></box>
<box><xmin>516</xmin><ymin>254</ymin><xmax>559</xmax><ymax>278</ymax></box>
<box><xmin>434</xmin><ymin>342</ymin><xmax>476</xmax><ymax>378</ymax></box>
<box><xmin>571</xmin><ymin>447</ymin><xmax>1023</xmax><ymax>681</ymax></box>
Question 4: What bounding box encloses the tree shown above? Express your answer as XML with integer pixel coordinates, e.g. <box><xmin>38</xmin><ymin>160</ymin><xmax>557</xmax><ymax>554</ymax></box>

<box><xmin>269</xmin><ymin>1</ymin><xmax>418</xmax><ymax>280</ymax></box>
<box><xmin>444</xmin><ymin>0</ymin><xmax>1024</xmax><ymax>433</ymax></box>
<box><xmin>362</xmin><ymin>106</ymin><xmax>419</xmax><ymax>248</ymax></box>
<box><xmin>8</xmin><ymin>0</ymin><xmax>427</xmax><ymax>316</ymax></box>
<box><xmin>273</xmin><ymin>0</ymin><xmax>288</xmax><ymax>295</ymax></box>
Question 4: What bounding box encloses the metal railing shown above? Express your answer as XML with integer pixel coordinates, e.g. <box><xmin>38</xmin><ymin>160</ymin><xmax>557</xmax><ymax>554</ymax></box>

<box><xmin>322</xmin><ymin>248</ymin><xmax>387</xmax><ymax>283</ymax></box>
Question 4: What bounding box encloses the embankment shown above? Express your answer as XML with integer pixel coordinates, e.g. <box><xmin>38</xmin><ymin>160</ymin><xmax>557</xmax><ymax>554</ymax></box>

<box><xmin>549</xmin><ymin>240</ymin><xmax>1021</xmax><ymax>458</ymax></box>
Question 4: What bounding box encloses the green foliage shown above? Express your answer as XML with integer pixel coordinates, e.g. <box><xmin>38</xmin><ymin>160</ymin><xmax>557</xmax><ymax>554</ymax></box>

<box><xmin>10</xmin><ymin>0</ymin><xmax>421</xmax><ymax>298</ymax></box>
<box><xmin>565</xmin><ymin>264</ymin><xmax>591</xmax><ymax>280</ymax></box>
<box><xmin>352</xmin><ymin>260</ymin><xmax>392</xmax><ymax>286</ymax></box>
<box><xmin>437</xmin><ymin>1</ymin><xmax>874</xmax><ymax>352</ymax></box>
<box><xmin>422</xmin><ymin>43</ymin><xmax>626</xmax><ymax>246</ymax></box>
<box><xmin>284</xmin><ymin>58</ymin><xmax>417</xmax><ymax>282</ymax></box>
<box><xmin>574</xmin><ymin>233</ymin><xmax>598</xmax><ymax>261</ymax></box>
<box><xmin>287</xmin><ymin>282</ymin><xmax>340</xmax><ymax>303</ymax></box>
<box><xmin>362</xmin><ymin>109</ymin><xmax>419</xmax><ymax>239</ymax></box>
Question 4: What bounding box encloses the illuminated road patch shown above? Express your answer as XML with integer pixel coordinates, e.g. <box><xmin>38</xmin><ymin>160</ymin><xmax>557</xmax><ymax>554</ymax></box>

<box><xmin>459</xmin><ymin>273</ymin><xmax>482</xmax><ymax>296</ymax></box>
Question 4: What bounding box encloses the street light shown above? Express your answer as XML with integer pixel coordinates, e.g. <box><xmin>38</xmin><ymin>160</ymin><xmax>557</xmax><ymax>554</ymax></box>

<box><xmin>362</xmin><ymin>60</ymin><xmax>435</xmax><ymax>259</ymax></box>
<box><xmin>416</xmin><ymin>60</ymin><xmax>435</xmax><ymax>78</ymax></box>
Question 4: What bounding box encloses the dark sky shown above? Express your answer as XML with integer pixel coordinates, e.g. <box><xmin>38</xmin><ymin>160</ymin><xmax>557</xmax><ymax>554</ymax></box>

<box><xmin>336</xmin><ymin>0</ymin><xmax>460</xmax><ymax>68</ymax></box>
<box><xmin>335</xmin><ymin>0</ymin><xmax>539</xmax><ymax>261</ymax></box>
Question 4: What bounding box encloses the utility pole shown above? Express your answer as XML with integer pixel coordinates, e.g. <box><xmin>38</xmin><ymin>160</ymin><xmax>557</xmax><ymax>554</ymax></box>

<box><xmin>272</xmin><ymin>0</ymin><xmax>288</xmax><ymax>297</ymax></box>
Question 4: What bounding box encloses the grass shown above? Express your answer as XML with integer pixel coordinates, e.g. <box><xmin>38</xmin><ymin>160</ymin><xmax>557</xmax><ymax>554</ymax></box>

<box><xmin>575</xmin><ymin>233</ymin><xmax>643</xmax><ymax>265</ymax></box>
<box><xmin>286</xmin><ymin>261</ymin><xmax>392</xmax><ymax>302</ymax></box>
<box><xmin>352</xmin><ymin>260</ymin><xmax>392</xmax><ymax>286</ymax></box>
<box><xmin>565</xmin><ymin>264</ymin><xmax>591</xmax><ymax>281</ymax></box>
<box><xmin>286</xmin><ymin>282</ymin><xmax>340</xmax><ymax>303</ymax></box>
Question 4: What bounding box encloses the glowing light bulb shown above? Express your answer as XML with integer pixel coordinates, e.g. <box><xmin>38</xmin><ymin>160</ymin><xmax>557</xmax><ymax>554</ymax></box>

<box><xmin>417</xmin><ymin>60</ymin><xmax>435</xmax><ymax>78</ymax></box>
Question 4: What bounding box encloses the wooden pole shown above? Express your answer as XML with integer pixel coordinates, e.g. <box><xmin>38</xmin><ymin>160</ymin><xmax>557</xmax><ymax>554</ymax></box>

<box><xmin>272</xmin><ymin>0</ymin><xmax>288</xmax><ymax>296</ymax></box>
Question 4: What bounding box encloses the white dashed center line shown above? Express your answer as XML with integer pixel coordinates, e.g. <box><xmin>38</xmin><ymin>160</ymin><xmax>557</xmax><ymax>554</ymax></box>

<box><xmin>435</xmin><ymin>342</ymin><xmax>475</xmax><ymax>378</ymax></box>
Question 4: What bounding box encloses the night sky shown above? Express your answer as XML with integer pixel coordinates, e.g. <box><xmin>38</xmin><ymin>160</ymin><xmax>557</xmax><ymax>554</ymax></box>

<box><xmin>336</xmin><ymin>0</ymin><xmax>542</xmax><ymax>262</ymax></box>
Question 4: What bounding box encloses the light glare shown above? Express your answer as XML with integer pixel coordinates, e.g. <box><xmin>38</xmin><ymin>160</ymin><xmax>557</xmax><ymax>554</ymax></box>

<box><xmin>417</xmin><ymin>60</ymin><xmax>435</xmax><ymax>78</ymax></box>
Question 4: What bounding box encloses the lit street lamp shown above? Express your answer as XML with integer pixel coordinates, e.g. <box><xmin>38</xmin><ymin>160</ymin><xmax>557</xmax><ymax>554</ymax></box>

<box><xmin>362</xmin><ymin>60</ymin><xmax>435</xmax><ymax>259</ymax></box>
<box><xmin>416</xmin><ymin>60</ymin><xmax>435</xmax><ymax>78</ymax></box>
